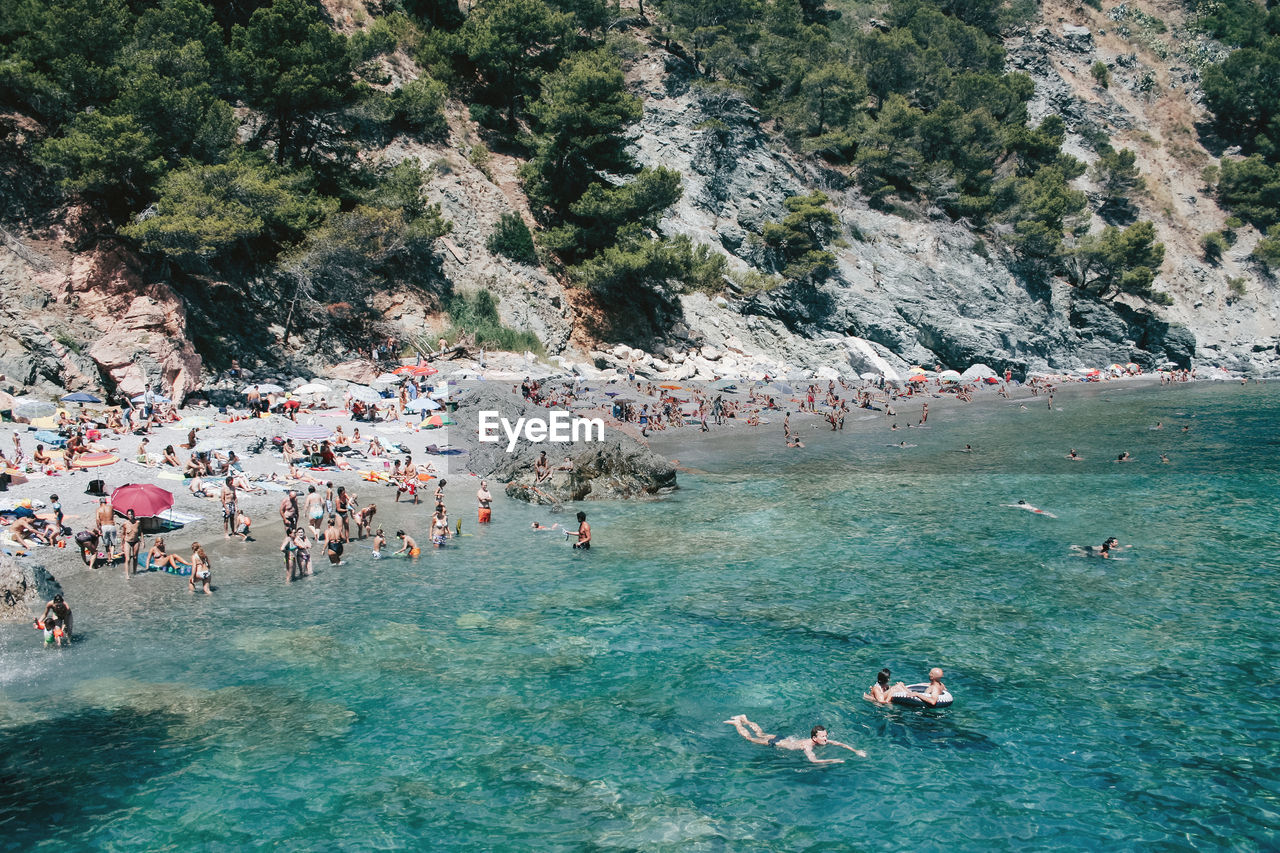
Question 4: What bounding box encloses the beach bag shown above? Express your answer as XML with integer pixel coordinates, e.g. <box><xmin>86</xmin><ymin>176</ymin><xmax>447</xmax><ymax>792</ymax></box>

<box><xmin>85</xmin><ymin>478</ymin><xmax>106</xmax><ymax>496</ymax></box>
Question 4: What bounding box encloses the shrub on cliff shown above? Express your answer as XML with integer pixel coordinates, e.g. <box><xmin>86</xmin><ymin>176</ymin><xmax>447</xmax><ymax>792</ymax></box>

<box><xmin>487</xmin><ymin>213</ymin><xmax>538</xmax><ymax>265</ymax></box>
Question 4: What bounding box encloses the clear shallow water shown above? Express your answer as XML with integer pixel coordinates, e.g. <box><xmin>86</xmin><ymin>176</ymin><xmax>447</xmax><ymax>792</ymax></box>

<box><xmin>2</xmin><ymin>382</ymin><xmax>1278</xmax><ymax>850</ymax></box>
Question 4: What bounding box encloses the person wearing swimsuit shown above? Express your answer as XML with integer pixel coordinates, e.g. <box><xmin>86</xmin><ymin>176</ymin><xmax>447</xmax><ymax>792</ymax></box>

<box><xmin>189</xmin><ymin>543</ymin><xmax>212</xmax><ymax>594</ymax></box>
<box><xmin>724</xmin><ymin>717</ymin><xmax>865</xmax><ymax>763</ymax></box>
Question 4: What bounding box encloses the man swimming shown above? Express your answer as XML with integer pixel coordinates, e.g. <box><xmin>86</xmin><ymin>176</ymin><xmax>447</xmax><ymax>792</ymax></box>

<box><xmin>724</xmin><ymin>716</ymin><xmax>865</xmax><ymax>763</ymax></box>
<box><xmin>1006</xmin><ymin>499</ymin><xmax>1057</xmax><ymax>518</ymax></box>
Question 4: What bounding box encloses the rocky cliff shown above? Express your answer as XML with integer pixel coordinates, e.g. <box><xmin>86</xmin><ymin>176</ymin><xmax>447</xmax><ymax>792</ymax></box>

<box><xmin>0</xmin><ymin>0</ymin><xmax>1275</xmax><ymax>398</ymax></box>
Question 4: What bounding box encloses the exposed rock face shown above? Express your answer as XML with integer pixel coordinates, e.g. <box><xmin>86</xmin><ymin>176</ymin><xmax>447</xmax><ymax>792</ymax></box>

<box><xmin>623</xmin><ymin>25</ymin><xmax>1276</xmax><ymax>377</ymax></box>
<box><xmin>448</xmin><ymin>384</ymin><xmax>676</xmax><ymax>502</ymax></box>
<box><xmin>383</xmin><ymin>126</ymin><xmax>576</xmax><ymax>355</ymax></box>
<box><xmin>57</xmin><ymin>241</ymin><xmax>202</xmax><ymax>401</ymax></box>
<box><xmin>0</xmin><ymin>554</ymin><xmax>61</xmax><ymax>624</ymax></box>
<box><xmin>0</xmin><ymin>218</ymin><xmax>202</xmax><ymax>400</ymax></box>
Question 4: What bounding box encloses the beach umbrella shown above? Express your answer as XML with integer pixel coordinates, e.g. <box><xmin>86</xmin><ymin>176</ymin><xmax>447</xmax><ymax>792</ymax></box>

<box><xmin>659</xmin><ymin>384</ymin><xmax>682</xmax><ymax>390</ymax></box>
<box><xmin>73</xmin><ymin>451</ymin><xmax>118</xmax><ymax>468</ymax></box>
<box><xmin>289</xmin><ymin>423</ymin><xmax>332</xmax><ymax>441</ymax></box>
<box><xmin>295</xmin><ymin>382</ymin><xmax>330</xmax><ymax>395</ymax></box>
<box><xmin>193</xmin><ymin>437</ymin><xmax>231</xmax><ymax>453</ymax></box>
<box><xmin>346</xmin><ymin>384</ymin><xmax>383</xmax><ymax>404</ymax></box>
<box><xmin>111</xmin><ymin>483</ymin><xmax>174</xmax><ymax>518</ymax></box>
<box><xmin>985</xmin><ymin>376</ymin><xmax>1000</xmax><ymax>384</ymax></box>
<box><xmin>130</xmin><ymin>393</ymin><xmax>172</xmax><ymax>404</ymax></box>
<box><xmin>937</xmin><ymin>370</ymin><xmax>963</xmax><ymax>382</ymax></box>
<box><xmin>960</xmin><ymin>364</ymin><xmax>996</xmax><ymax>381</ymax></box>
<box><xmin>372</xmin><ymin>373</ymin><xmax>403</xmax><ymax>385</ymax></box>
<box><xmin>14</xmin><ymin>399</ymin><xmax>55</xmax><ymax>420</ymax></box>
<box><xmin>421</xmin><ymin>414</ymin><xmax>455</xmax><ymax>428</ymax></box>
<box><xmin>242</xmin><ymin>383</ymin><xmax>284</xmax><ymax>395</ymax></box>
<box><xmin>405</xmin><ymin>397</ymin><xmax>441</xmax><ymax>413</ymax></box>
<box><xmin>907</xmin><ymin>374</ymin><xmax>927</xmax><ymax>383</ymax></box>
<box><xmin>61</xmin><ymin>391</ymin><xmax>103</xmax><ymax>404</ymax></box>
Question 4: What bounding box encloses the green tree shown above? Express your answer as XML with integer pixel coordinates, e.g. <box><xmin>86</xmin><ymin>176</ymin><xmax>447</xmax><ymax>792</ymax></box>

<box><xmin>35</xmin><ymin>111</ymin><xmax>165</xmax><ymax>213</ymax></box>
<box><xmin>996</xmin><ymin>165</ymin><xmax>1088</xmax><ymax>260</ymax></box>
<box><xmin>761</xmin><ymin>191</ymin><xmax>840</xmax><ymax>282</ymax></box>
<box><xmin>1090</xmin><ymin>61</ymin><xmax>1109</xmax><ymax>88</ymax></box>
<box><xmin>1216</xmin><ymin>154</ymin><xmax>1280</xmax><ymax>230</ymax></box>
<box><xmin>1092</xmin><ymin>146</ymin><xmax>1144</xmax><ymax>223</ymax></box>
<box><xmin>230</xmin><ymin>0</ymin><xmax>353</xmax><ymax>164</ymax></box>
<box><xmin>460</xmin><ymin>0</ymin><xmax>575</xmax><ymax>128</ymax></box>
<box><xmin>571</xmin><ymin>225</ymin><xmax>726</xmax><ymax>295</ymax></box>
<box><xmin>522</xmin><ymin>49</ymin><xmax>642</xmax><ymax>216</ymax></box>
<box><xmin>1202</xmin><ymin>42</ymin><xmax>1280</xmax><ymax>153</ymax></box>
<box><xmin>1073</xmin><ymin>221</ymin><xmax>1166</xmax><ymax>301</ymax></box>
<box><xmin>122</xmin><ymin>154</ymin><xmax>338</xmax><ymax>266</ymax></box>
<box><xmin>542</xmin><ymin>168</ymin><xmax>684</xmax><ymax>262</ymax></box>
<box><xmin>388</xmin><ymin>76</ymin><xmax>449</xmax><ymax>140</ymax></box>
<box><xmin>856</xmin><ymin>95</ymin><xmax>925</xmax><ymax>206</ymax></box>
<box><xmin>0</xmin><ymin>0</ymin><xmax>132</xmax><ymax>122</ymax></box>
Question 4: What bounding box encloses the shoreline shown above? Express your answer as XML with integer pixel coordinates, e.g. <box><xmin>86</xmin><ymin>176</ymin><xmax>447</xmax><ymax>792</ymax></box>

<box><xmin>0</xmin><ymin>371</ymin><xmax>1221</xmax><ymax>622</ymax></box>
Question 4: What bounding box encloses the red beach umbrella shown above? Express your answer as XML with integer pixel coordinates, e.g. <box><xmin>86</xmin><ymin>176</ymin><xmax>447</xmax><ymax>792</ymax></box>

<box><xmin>111</xmin><ymin>483</ymin><xmax>174</xmax><ymax>518</ymax></box>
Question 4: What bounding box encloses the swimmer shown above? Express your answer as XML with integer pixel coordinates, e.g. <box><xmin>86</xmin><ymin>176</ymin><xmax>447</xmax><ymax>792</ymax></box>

<box><xmin>916</xmin><ymin>668</ymin><xmax>949</xmax><ymax>707</ymax></box>
<box><xmin>864</xmin><ymin>667</ymin><xmax>912</xmax><ymax>704</ymax></box>
<box><xmin>531</xmin><ymin>522</ymin><xmax>560</xmax><ymax>531</ymax></box>
<box><xmin>1159</xmin><ymin>453</ymin><xmax>1170</xmax><ymax>464</ymax></box>
<box><xmin>723</xmin><ymin>716</ymin><xmax>865</xmax><ymax>763</ymax></box>
<box><xmin>372</xmin><ymin>527</ymin><xmax>386</xmax><ymax>558</ymax></box>
<box><xmin>1073</xmin><ymin>536</ymin><xmax>1121</xmax><ymax>558</ymax></box>
<box><xmin>1006</xmin><ymin>500</ymin><xmax>1057</xmax><ymax>518</ymax></box>
<box><xmin>1066</xmin><ymin>448</ymin><xmax>1082</xmax><ymax>460</ymax></box>
<box><xmin>1116</xmin><ymin>451</ymin><xmax>1132</xmax><ymax>462</ymax></box>
<box><xmin>1151</xmin><ymin>421</ymin><xmax>1163</xmax><ymax>430</ymax></box>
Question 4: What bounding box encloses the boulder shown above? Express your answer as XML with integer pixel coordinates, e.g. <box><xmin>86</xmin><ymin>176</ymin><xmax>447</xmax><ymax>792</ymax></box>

<box><xmin>0</xmin><ymin>554</ymin><xmax>61</xmax><ymax>624</ymax></box>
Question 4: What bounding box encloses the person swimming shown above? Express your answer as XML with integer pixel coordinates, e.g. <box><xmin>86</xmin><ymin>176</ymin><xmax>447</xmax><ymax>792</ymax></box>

<box><xmin>864</xmin><ymin>668</ymin><xmax>912</xmax><ymax>704</ymax></box>
<box><xmin>723</xmin><ymin>716</ymin><xmax>865</xmax><ymax>763</ymax></box>
<box><xmin>1007</xmin><ymin>500</ymin><xmax>1057</xmax><ymax>518</ymax></box>
<box><xmin>1073</xmin><ymin>536</ymin><xmax>1121</xmax><ymax>558</ymax></box>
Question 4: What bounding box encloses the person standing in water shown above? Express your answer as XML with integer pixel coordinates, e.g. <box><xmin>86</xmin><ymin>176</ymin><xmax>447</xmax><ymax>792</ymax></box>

<box><xmin>724</xmin><ymin>716</ymin><xmax>865</xmax><ymax>763</ymax></box>
<box><xmin>572</xmin><ymin>511</ymin><xmax>591</xmax><ymax>549</ymax></box>
<box><xmin>477</xmin><ymin>480</ymin><xmax>493</xmax><ymax>524</ymax></box>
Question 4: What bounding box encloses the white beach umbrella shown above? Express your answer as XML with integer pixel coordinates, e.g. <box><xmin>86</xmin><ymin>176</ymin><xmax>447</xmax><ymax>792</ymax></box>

<box><xmin>346</xmin><ymin>384</ymin><xmax>383</xmax><ymax>404</ymax></box>
<box><xmin>405</xmin><ymin>397</ymin><xmax>441</xmax><ymax>413</ymax></box>
<box><xmin>242</xmin><ymin>383</ymin><xmax>284</xmax><ymax>394</ymax></box>
<box><xmin>960</xmin><ymin>364</ymin><xmax>996</xmax><ymax>380</ymax></box>
<box><xmin>193</xmin><ymin>437</ymin><xmax>232</xmax><ymax>453</ymax></box>
<box><xmin>938</xmin><ymin>370</ymin><xmax>963</xmax><ymax>382</ymax></box>
<box><xmin>295</xmin><ymin>382</ymin><xmax>330</xmax><ymax>395</ymax></box>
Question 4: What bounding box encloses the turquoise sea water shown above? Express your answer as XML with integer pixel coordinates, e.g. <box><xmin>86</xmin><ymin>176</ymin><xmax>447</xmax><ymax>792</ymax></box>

<box><xmin>2</xmin><ymin>382</ymin><xmax>1278</xmax><ymax>850</ymax></box>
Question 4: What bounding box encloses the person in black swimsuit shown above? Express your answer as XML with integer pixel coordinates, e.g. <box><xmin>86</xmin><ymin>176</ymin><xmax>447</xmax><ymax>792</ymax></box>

<box><xmin>723</xmin><ymin>715</ymin><xmax>865</xmax><ymax>763</ymax></box>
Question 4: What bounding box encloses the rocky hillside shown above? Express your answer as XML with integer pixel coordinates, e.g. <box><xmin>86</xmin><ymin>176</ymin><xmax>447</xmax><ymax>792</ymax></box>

<box><xmin>0</xmin><ymin>0</ymin><xmax>1275</xmax><ymax>401</ymax></box>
